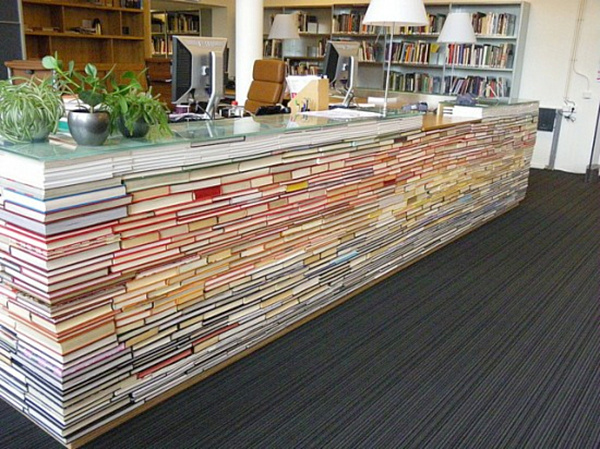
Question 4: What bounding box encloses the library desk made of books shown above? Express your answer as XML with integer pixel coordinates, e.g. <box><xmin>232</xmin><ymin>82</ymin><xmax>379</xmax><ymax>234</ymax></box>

<box><xmin>0</xmin><ymin>101</ymin><xmax>538</xmax><ymax>447</ymax></box>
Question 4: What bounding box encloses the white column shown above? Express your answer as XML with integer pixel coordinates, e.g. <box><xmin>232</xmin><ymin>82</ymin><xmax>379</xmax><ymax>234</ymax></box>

<box><xmin>235</xmin><ymin>0</ymin><xmax>263</xmax><ymax>106</ymax></box>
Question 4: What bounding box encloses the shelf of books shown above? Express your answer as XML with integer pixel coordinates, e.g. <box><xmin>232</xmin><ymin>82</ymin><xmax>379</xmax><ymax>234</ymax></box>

<box><xmin>264</xmin><ymin>4</ymin><xmax>386</xmax><ymax>81</ymax></box>
<box><xmin>388</xmin><ymin>2</ymin><xmax>529</xmax><ymax>98</ymax></box>
<box><xmin>150</xmin><ymin>9</ymin><xmax>212</xmax><ymax>57</ymax></box>
<box><xmin>263</xmin><ymin>1</ymin><xmax>529</xmax><ymax>98</ymax></box>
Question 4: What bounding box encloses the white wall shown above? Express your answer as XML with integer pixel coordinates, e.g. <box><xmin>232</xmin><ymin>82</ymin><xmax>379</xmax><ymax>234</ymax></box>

<box><xmin>519</xmin><ymin>0</ymin><xmax>600</xmax><ymax>173</ymax></box>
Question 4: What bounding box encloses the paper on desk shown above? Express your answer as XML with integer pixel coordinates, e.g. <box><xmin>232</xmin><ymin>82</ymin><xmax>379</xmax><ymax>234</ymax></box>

<box><xmin>367</xmin><ymin>96</ymin><xmax>401</xmax><ymax>105</ymax></box>
<box><xmin>286</xmin><ymin>75</ymin><xmax>322</xmax><ymax>95</ymax></box>
<box><xmin>300</xmin><ymin>109</ymin><xmax>382</xmax><ymax>120</ymax></box>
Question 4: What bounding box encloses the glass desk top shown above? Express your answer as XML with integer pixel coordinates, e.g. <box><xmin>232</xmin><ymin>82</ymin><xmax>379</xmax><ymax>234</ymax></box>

<box><xmin>0</xmin><ymin>109</ymin><xmax>415</xmax><ymax>163</ymax></box>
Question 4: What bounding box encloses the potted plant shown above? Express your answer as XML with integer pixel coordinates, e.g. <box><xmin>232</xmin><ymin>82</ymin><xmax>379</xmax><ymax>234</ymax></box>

<box><xmin>105</xmin><ymin>83</ymin><xmax>172</xmax><ymax>139</ymax></box>
<box><xmin>42</xmin><ymin>55</ymin><xmax>119</xmax><ymax>146</ymax></box>
<box><xmin>0</xmin><ymin>76</ymin><xmax>64</xmax><ymax>144</ymax></box>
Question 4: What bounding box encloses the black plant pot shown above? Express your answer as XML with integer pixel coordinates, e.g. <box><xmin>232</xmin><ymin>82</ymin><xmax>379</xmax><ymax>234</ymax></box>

<box><xmin>118</xmin><ymin>116</ymin><xmax>150</xmax><ymax>138</ymax></box>
<box><xmin>68</xmin><ymin>110</ymin><xmax>110</xmax><ymax>146</ymax></box>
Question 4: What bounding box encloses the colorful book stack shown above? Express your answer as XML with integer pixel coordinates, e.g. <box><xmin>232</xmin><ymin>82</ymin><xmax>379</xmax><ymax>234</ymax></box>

<box><xmin>0</xmin><ymin>107</ymin><xmax>538</xmax><ymax>445</ymax></box>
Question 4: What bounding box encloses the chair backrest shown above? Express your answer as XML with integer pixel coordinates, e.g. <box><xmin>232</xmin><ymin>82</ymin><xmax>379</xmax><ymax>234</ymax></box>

<box><xmin>244</xmin><ymin>59</ymin><xmax>286</xmax><ymax>114</ymax></box>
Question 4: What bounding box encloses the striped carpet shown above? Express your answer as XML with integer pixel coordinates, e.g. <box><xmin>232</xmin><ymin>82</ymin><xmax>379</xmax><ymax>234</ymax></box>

<box><xmin>1</xmin><ymin>168</ymin><xmax>599</xmax><ymax>449</ymax></box>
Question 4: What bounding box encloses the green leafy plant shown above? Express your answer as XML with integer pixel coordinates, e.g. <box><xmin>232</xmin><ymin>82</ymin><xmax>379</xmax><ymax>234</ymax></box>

<box><xmin>0</xmin><ymin>77</ymin><xmax>64</xmax><ymax>143</ymax></box>
<box><xmin>41</xmin><ymin>54</ymin><xmax>115</xmax><ymax>113</ymax></box>
<box><xmin>105</xmin><ymin>85</ymin><xmax>172</xmax><ymax>139</ymax></box>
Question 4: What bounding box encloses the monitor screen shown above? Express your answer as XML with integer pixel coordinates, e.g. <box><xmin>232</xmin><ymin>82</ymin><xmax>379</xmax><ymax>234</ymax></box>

<box><xmin>171</xmin><ymin>36</ymin><xmax>227</xmax><ymax>119</ymax></box>
<box><xmin>322</xmin><ymin>40</ymin><xmax>360</xmax><ymax>107</ymax></box>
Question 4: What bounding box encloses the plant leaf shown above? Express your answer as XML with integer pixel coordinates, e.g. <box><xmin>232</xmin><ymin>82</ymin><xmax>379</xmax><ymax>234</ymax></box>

<box><xmin>85</xmin><ymin>63</ymin><xmax>98</xmax><ymax>78</ymax></box>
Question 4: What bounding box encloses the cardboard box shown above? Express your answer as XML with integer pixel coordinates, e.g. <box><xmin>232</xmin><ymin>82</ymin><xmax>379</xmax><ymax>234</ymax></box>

<box><xmin>289</xmin><ymin>78</ymin><xmax>328</xmax><ymax>114</ymax></box>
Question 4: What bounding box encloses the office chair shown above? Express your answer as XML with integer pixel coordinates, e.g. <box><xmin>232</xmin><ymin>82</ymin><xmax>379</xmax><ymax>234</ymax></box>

<box><xmin>244</xmin><ymin>59</ymin><xmax>286</xmax><ymax>115</ymax></box>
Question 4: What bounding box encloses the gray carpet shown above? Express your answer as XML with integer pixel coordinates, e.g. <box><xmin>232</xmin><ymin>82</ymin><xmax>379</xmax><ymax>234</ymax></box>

<box><xmin>1</xmin><ymin>168</ymin><xmax>599</xmax><ymax>448</ymax></box>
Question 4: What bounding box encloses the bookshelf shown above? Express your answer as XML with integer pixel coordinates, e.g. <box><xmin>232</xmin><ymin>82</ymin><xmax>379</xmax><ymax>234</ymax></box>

<box><xmin>20</xmin><ymin>0</ymin><xmax>148</xmax><ymax>70</ymax></box>
<box><xmin>150</xmin><ymin>9</ymin><xmax>212</xmax><ymax>57</ymax></box>
<box><xmin>263</xmin><ymin>1</ymin><xmax>529</xmax><ymax>98</ymax></box>
<box><xmin>390</xmin><ymin>3</ymin><xmax>529</xmax><ymax>98</ymax></box>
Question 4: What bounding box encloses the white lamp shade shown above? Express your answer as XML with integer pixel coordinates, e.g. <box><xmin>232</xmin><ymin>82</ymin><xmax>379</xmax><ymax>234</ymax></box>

<box><xmin>268</xmin><ymin>14</ymin><xmax>300</xmax><ymax>40</ymax></box>
<box><xmin>363</xmin><ymin>0</ymin><xmax>429</xmax><ymax>26</ymax></box>
<box><xmin>438</xmin><ymin>12</ymin><xmax>477</xmax><ymax>43</ymax></box>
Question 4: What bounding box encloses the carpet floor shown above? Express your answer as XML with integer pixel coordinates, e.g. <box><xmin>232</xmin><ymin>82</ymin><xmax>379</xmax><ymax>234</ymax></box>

<box><xmin>1</xmin><ymin>168</ymin><xmax>599</xmax><ymax>449</ymax></box>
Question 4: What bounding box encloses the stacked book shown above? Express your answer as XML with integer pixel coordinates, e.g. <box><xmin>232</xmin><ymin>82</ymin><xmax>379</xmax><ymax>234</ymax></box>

<box><xmin>0</xmin><ymin>105</ymin><xmax>538</xmax><ymax>445</ymax></box>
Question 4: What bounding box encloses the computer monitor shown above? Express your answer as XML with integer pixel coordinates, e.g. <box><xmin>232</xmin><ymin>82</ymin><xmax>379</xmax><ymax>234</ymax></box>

<box><xmin>323</xmin><ymin>40</ymin><xmax>360</xmax><ymax>108</ymax></box>
<box><xmin>171</xmin><ymin>36</ymin><xmax>227</xmax><ymax>120</ymax></box>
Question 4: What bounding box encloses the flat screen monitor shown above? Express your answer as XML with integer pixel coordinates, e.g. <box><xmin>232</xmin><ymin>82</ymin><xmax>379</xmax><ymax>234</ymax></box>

<box><xmin>322</xmin><ymin>40</ymin><xmax>360</xmax><ymax>108</ymax></box>
<box><xmin>171</xmin><ymin>36</ymin><xmax>227</xmax><ymax>120</ymax></box>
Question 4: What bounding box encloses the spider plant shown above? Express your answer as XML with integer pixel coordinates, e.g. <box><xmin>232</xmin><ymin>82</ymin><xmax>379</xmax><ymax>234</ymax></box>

<box><xmin>0</xmin><ymin>76</ymin><xmax>64</xmax><ymax>144</ymax></box>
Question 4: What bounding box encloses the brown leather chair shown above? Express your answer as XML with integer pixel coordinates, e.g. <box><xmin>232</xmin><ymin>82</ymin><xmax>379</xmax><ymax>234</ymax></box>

<box><xmin>244</xmin><ymin>59</ymin><xmax>286</xmax><ymax>114</ymax></box>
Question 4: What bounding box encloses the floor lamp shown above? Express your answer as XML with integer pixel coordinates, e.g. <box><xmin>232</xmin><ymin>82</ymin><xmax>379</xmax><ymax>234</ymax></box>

<box><xmin>363</xmin><ymin>0</ymin><xmax>429</xmax><ymax>117</ymax></box>
<box><xmin>268</xmin><ymin>14</ymin><xmax>300</xmax><ymax>59</ymax></box>
<box><xmin>437</xmin><ymin>12</ymin><xmax>477</xmax><ymax>96</ymax></box>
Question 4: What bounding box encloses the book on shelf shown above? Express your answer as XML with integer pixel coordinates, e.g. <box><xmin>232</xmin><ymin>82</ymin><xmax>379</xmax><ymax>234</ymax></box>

<box><xmin>471</xmin><ymin>12</ymin><xmax>517</xmax><ymax>36</ymax></box>
<box><xmin>387</xmin><ymin>41</ymin><xmax>442</xmax><ymax>65</ymax></box>
<box><xmin>296</xmin><ymin>12</ymin><xmax>319</xmax><ymax>33</ymax></box>
<box><xmin>390</xmin><ymin>71</ymin><xmax>441</xmax><ymax>94</ymax></box>
<box><xmin>333</xmin><ymin>10</ymin><xmax>367</xmax><ymax>34</ymax></box>
<box><xmin>445</xmin><ymin>43</ymin><xmax>515</xmax><ymax>69</ymax></box>
<box><xmin>358</xmin><ymin>41</ymin><xmax>379</xmax><ymax>62</ymax></box>
<box><xmin>443</xmin><ymin>75</ymin><xmax>510</xmax><ymax>98</ymax></box>
<box><xmin>400</xmin><ymin>13</ymin><xmax>446</xmax><ymax>35</ymax></box>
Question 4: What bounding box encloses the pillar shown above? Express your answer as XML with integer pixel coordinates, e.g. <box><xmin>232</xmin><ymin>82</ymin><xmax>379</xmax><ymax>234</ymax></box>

<box><xmin>235</xmin><ymin>0</ymin><xmax>263</xmax><ymax>106</ymax></box>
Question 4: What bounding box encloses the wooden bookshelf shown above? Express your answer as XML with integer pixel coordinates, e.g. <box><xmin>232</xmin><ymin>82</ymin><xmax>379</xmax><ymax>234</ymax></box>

<box><xmin>150</xmin><ymin>9</ymin><xmax>212</xmax><ymax>57</ymax></box>
<box><xmin>20</xmin><ymin>0</ymin><xmax>149</xmax><ymax>69</ymax></box>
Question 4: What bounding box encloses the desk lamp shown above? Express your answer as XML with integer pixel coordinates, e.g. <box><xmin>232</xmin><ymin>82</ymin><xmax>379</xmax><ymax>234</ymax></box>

<box><xmin>363</xmin><ymin>0</ymin><xmax>429</xmax><ymax>117</ymax></box>
<box><xmin>437</xmin><ymin>12</ymin><xmax>477</xmax><ymax>96</ymax></box>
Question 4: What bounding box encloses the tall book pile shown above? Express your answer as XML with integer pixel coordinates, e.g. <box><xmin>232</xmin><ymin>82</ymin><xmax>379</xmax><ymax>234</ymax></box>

<box><xmin>0</xmin><ymin>105</ymin><xmax>538</xmax><ymax>445</ymax></box>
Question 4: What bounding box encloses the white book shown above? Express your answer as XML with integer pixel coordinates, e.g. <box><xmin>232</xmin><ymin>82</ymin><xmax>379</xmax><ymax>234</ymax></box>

<box><xmin>0</xmin><ymin>206</ymin><xmax>127</xmax><ymax>236</ymax></box>
<box><xmin>3</xmin><ymin>195</ymin><xmax>132</xmax><ymax>223</ymax></box>
<box><xmin>10</xmin><ymin>241</ymin><xmax>119</xmax><ymax>271</ymax></box>
<box><xmin>2</xmin><ymin>185</ymin><xmax>126</xmax><ymax>213</ymax></box>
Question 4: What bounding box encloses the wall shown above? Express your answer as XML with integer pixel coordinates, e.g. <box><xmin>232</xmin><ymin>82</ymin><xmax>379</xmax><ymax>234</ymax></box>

<box><xmin>519</xmin><ymin>0</ymin><xmax>600</xmax><ymax>173</ymax></box>
<box><xmin>263</xmin><ymin>0</ymin><xmax>600</xmax><ymax>174</ymax></box>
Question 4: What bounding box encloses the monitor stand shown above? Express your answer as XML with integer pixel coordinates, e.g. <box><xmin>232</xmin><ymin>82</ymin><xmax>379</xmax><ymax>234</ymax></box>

<box><xmin>329</xmin><ymin>87</ymin><xmax>356</xmax><ymax>109</ymax></box>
